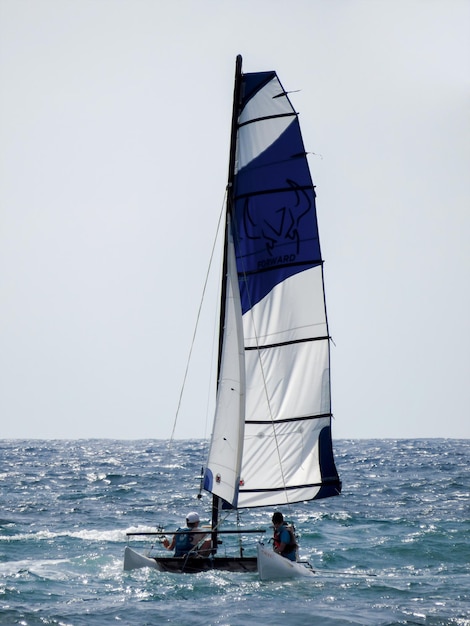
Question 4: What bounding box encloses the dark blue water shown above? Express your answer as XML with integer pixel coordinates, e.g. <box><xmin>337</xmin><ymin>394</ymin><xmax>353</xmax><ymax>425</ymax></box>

<box><xmin>1</xmin><ymin>439</ymin><xmax>468</xmax><ymax>625</ymax></box>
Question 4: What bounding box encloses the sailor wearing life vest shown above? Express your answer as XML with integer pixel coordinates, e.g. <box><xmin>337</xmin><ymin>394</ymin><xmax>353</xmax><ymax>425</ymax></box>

<box><xmin>272</xmin><ymin>511</ymin><xmax>297</xmax><ymax>562</ymax></box>
<box><xmin>162</xmin><ymin>512</ymin><xmax>211</xmax><ymax>557</ymax></box>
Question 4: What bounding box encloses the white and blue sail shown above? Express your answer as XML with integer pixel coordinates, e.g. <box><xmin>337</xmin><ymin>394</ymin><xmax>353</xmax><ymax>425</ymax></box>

<box><xmin>204</xmin><ymin>56</ymin><xmax>341</xmax><ymax>511</ymax></box>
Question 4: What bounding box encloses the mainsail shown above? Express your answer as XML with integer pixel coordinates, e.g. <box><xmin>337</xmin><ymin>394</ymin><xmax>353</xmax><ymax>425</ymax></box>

<box><xmin>204</xmin><ymin>55</ymin><xmax>341</xmax><ymax>512</ymax></box>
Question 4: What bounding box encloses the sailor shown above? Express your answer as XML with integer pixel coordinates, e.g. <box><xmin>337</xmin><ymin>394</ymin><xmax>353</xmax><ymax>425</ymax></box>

<box><xmin>162</xmin><ymin>512</ymin><xmax>211</xmax><ymax>557</ymax></box>
<box><xmin>271</xmin><ymin>511</ymin><xmax>297</xmax><ymax>562</ymax></box>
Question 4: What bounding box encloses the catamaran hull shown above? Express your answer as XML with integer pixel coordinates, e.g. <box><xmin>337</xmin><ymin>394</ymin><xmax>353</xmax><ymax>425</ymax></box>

<box><xmin>124</xmin><ymin>544</ymin><xmax>315</xmax><ymax>579</ymax></box>
<box><xmin>124</xmin><ymin>546</ymin><xmax>160</xmax><ymax>571</ymax></box>
<box><xmin>124</xmin><ymin>546</ymin><xmax>257</xmax><ymax>574</ymax></box>
<box><xmin>154</xmin><ymin>555</ymin><xmax>258</xmax><ymax>574</ymax></box>
<box><xmin>256</xmin><ymin>544</ymin><xmax>316</xmax><ymax>581</ymax></box>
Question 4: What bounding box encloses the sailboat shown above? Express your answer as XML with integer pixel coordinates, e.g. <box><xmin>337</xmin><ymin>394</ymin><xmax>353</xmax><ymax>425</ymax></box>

<box><xmin>124</xmin><ymin>55</ymin><xmax>341</xmax><ymax>579</ymax></box>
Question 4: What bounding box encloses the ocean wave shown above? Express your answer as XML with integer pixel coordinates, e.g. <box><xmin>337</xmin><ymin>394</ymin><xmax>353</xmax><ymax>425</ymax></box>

<box><xmin>0</xmin><ymin>528</ymin><xmax>129</xmax><ymax>543</ymax></box>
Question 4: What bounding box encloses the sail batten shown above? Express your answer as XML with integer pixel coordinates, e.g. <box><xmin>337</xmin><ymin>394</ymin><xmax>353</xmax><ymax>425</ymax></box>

<box><xmin>240</xmin><ymin>480</ymin><xmax>340</xmax><ymax>494</ymax></box>
<box><xmin>238</xmin><ymin>111</ymin><xmax>297</xmax><ymax>128</ymax></box>
<box><xmin>246</xmin><ymin>413</ymin><xmax>332</xmax><ymax>425</ymax></box>
<box><xmin>234</xmin><ymin>183</ymin><xmax>314</xmax><ymax>200</ymax></box>
<box><xmin>245</xmin><ymin>335</ymin><xmax>329</xmax><ymax>351</ymax></box>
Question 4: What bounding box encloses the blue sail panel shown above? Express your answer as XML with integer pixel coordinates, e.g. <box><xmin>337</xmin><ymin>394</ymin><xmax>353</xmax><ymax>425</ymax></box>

<box><xmin>241</xmin><ymin>71</ymin><xmax>276</xmax><ymax>108</ymax></box>
<box><xmin>233</xmin><ymin>118</ymin><xmax>321</xmax><ymax>314</ymax></box>
<box><xmin>236</xmin><ymin>119</ymin><xmax>314</xmax><ymax>197</ymax></box>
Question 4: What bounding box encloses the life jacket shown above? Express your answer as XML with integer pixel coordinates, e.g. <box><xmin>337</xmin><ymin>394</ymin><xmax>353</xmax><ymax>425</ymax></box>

<box><xmin>273</xmin><ymin>522</ymin><xmax>297</xmax><ymax>557</ymax></box>
<box><xmin>174</xmin><ymin>527</ymin><xmax>196</xmax><ymax>557</ymax></box>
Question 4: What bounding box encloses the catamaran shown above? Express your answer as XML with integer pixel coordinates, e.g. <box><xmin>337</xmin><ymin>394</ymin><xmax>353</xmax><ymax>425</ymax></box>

<box><xmin>124</xmin><ymin>55</ymin><xmax>341</xmax><ymax>580</ymax></box>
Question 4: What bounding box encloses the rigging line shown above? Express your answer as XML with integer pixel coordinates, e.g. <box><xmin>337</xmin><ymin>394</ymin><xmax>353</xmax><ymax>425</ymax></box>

<box><xmin>168</xmin><ymin>192</ymin><xmax>227</xmax><ymax>447</ymax></box>
<box><xmin>203</xmin><ymin>291</ymin><xmax>220</xmax><ymax>443</ymax></box>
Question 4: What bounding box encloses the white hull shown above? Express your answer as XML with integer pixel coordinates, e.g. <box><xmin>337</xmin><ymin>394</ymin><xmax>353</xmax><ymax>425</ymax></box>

<box><xmin>124</xmin><ymin>544</ymin><xmax>315</xmax><ymax>580</ymax></box>
<box><xmin>256</xmin><ymin>543</ymin><xmax>316</xmax><ymax>581</ymax></box>
<box><xmin>123</xmin><ymin>546</ymin><xmax>258</xmax><ymax>574</ymax></box>
<box><xmin>124</xmin><ymin>546</ymin><xmax>161</xmax><ymax>571</ymax></box>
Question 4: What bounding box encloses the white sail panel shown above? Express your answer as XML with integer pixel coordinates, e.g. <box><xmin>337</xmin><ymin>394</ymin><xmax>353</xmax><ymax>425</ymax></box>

<box><xmin>237</xmin><ymin>117</ymin><xmax>295</xmax><ymax>173</ymax></box>
<box><xmin>238</xmin><ymin>416</ymin><xmax>331</xmax><ymax>508</ymax></box>
<box><xmin>237</xmin><ymin>76</ymin><xmax>295</xmax><ymax>171</ymax></box>
<box><xmin>204</xmin><ymin>229</ymin><xmax>246</xmax><ymax>507</ymax></box>
<box><xmin>237</xmin><ymin>281</ymin><xmax>331</xmax><ymax>508</ymax></box>
<box><xmin>239</xmin><ymin>76</ymin><xmax>292</xmax><ymax>125</ymax></box>
<box><xmin>243</xmin><ymin>267</ymin><xmax>328</xmax><ymax>348</ymax></box>
<box><xmin>244</xmin><ymin>339</ymin><xmax>330</xmax><ymax>423</ymax></box>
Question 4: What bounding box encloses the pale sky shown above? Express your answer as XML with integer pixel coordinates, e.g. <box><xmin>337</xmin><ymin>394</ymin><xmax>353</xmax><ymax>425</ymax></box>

<box><xmin>1</xmin><ymin>0</ymin><xmax>469</xmax><ymax>440</ymax></box>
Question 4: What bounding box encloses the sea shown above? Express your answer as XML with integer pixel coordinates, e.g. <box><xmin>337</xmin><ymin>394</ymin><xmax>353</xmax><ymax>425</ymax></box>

<box><xmin>0</xmin><ymin>438</ymin><xmax>468</xmax><ymax>626</ymax></box>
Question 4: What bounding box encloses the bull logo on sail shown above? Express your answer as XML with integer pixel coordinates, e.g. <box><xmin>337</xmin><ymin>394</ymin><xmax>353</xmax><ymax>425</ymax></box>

<box><xmin>241</xmin><ymin>179</ymin><xmax>312</xmax><ymax>269</ymax></box>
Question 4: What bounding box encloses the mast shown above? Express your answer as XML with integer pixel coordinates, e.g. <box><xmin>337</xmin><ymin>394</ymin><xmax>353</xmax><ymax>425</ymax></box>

<box><xmin>211</xmin><ymin>54</ymin><xmax>243</xmax><ymax>552</ymax></box>
<box><xmin>217</xmin><ymin>54</ymin><xmax>242</xmax><ymax>374</ymax></box>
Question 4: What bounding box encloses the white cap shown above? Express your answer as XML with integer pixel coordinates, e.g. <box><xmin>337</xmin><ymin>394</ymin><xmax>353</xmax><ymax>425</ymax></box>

<box><xmin>186</xmin><ymin>511</ymin><xmax>199</xmax><ymax>524</ymax></box>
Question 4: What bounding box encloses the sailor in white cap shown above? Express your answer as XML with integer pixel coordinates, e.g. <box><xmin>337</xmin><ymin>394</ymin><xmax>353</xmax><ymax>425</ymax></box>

<box><xmin>162</xmin><ymin>512</ymin><xmax>211</xmax><ymax>557</ymax></box>
<box><xmin>185</xmin><ymin>511</ymin><xmax>200</xmax><ymax>524</ymax></box>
